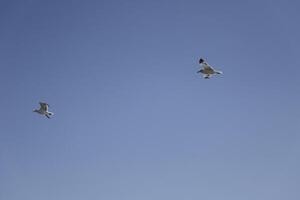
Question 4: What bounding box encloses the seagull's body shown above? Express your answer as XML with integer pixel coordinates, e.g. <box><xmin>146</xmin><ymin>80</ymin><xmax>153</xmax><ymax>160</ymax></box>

<box><xmin>197</xmin><ymin>58</ymin><xmax>222</xmax><ymax>79</ymax></box>
<box><xmin>33</xmin><ymin>102</ymin><xmax>54</xmax><ymax>119</ymax></box>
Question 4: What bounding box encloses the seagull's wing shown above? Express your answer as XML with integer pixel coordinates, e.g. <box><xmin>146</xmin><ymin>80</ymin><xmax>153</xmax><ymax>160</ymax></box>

<box><xmin>39</xmin><ymin>102</ymin><xmax>49</xmax><ymax>111</ymax></box>
<box><xmin>202</xmin><ymin>62</ymin><xmax>214</xmax><ymax>70</ymax></box>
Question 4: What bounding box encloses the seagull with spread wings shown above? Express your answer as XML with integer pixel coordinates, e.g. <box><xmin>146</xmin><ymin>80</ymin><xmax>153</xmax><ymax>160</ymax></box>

<box><xmin>33</xmin><ymin>102</ymin><xmax>54</xmax><ymax>119</ymax></box>
<box><xmin>197</xmin><ymin>58</ymin><xmax>222</xmax><ymax>79</ymax></box>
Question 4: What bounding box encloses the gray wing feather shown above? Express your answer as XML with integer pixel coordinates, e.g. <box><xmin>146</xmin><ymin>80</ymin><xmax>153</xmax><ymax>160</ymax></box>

<box><xmin>39</xmin><ymin>102</ymin><xmax>49</xmax><ymax>111</ymax></box>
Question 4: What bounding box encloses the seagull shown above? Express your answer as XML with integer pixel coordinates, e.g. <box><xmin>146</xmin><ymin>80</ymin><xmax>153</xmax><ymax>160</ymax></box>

<box><xmin>33</xmin><ymin>102</ymin><xmax>54</xmax><ymax>119</ymax></box>
<box><xmin>197</xmin><ymin>58</ymin><xmax>222</xmax><ymax>79</ymax></box>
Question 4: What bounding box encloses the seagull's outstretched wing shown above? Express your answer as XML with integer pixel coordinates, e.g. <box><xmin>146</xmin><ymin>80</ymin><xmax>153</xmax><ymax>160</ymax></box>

<box><xmin>199</xmin><ymin>58</ymin><xmax>213</xmax><ymax>70</ymax></box>
<box><xmin>39</xmin><ymin>102</ymin><xmax>49</xmax><ymax>111</ymax></box>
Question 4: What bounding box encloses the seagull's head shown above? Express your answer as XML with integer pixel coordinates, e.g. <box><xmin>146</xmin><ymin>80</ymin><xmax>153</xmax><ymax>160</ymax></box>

<box><xmin>199</xmin><ymin>58</ymin><xmax>205</xmax><ymax>64</ymax></box>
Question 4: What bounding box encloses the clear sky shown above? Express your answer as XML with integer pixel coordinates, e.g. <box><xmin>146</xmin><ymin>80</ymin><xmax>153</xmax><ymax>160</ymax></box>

<box><xmin>1</xmin><ymin>0</ymin><xmax>300</xmax><ymax>199</ymax></box>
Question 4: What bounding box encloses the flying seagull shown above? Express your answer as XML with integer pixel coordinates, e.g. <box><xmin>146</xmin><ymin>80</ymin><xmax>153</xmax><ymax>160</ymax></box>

<box><xmin>33</xmin><ymin>102</ymin><xmax>54</xmax><ymax>119</ymax></box>
<box><xmin>197</xmin><ymin>58</ymin><xmax>222</xmax><ymax>79</ymax></box>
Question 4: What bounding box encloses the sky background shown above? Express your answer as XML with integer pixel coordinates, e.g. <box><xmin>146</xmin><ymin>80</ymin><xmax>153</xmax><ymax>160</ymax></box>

<box><xmin>1</xmin><ymin>0</ymin><xmax>300</xmax><ymax>199</ymax></box>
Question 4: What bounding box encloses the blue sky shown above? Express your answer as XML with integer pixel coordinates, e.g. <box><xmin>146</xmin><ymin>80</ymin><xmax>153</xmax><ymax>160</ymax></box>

<box><xmin>1</xmin><ymin>0</ymin><xmax>300</xmax><ymax>199</ymax></box>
